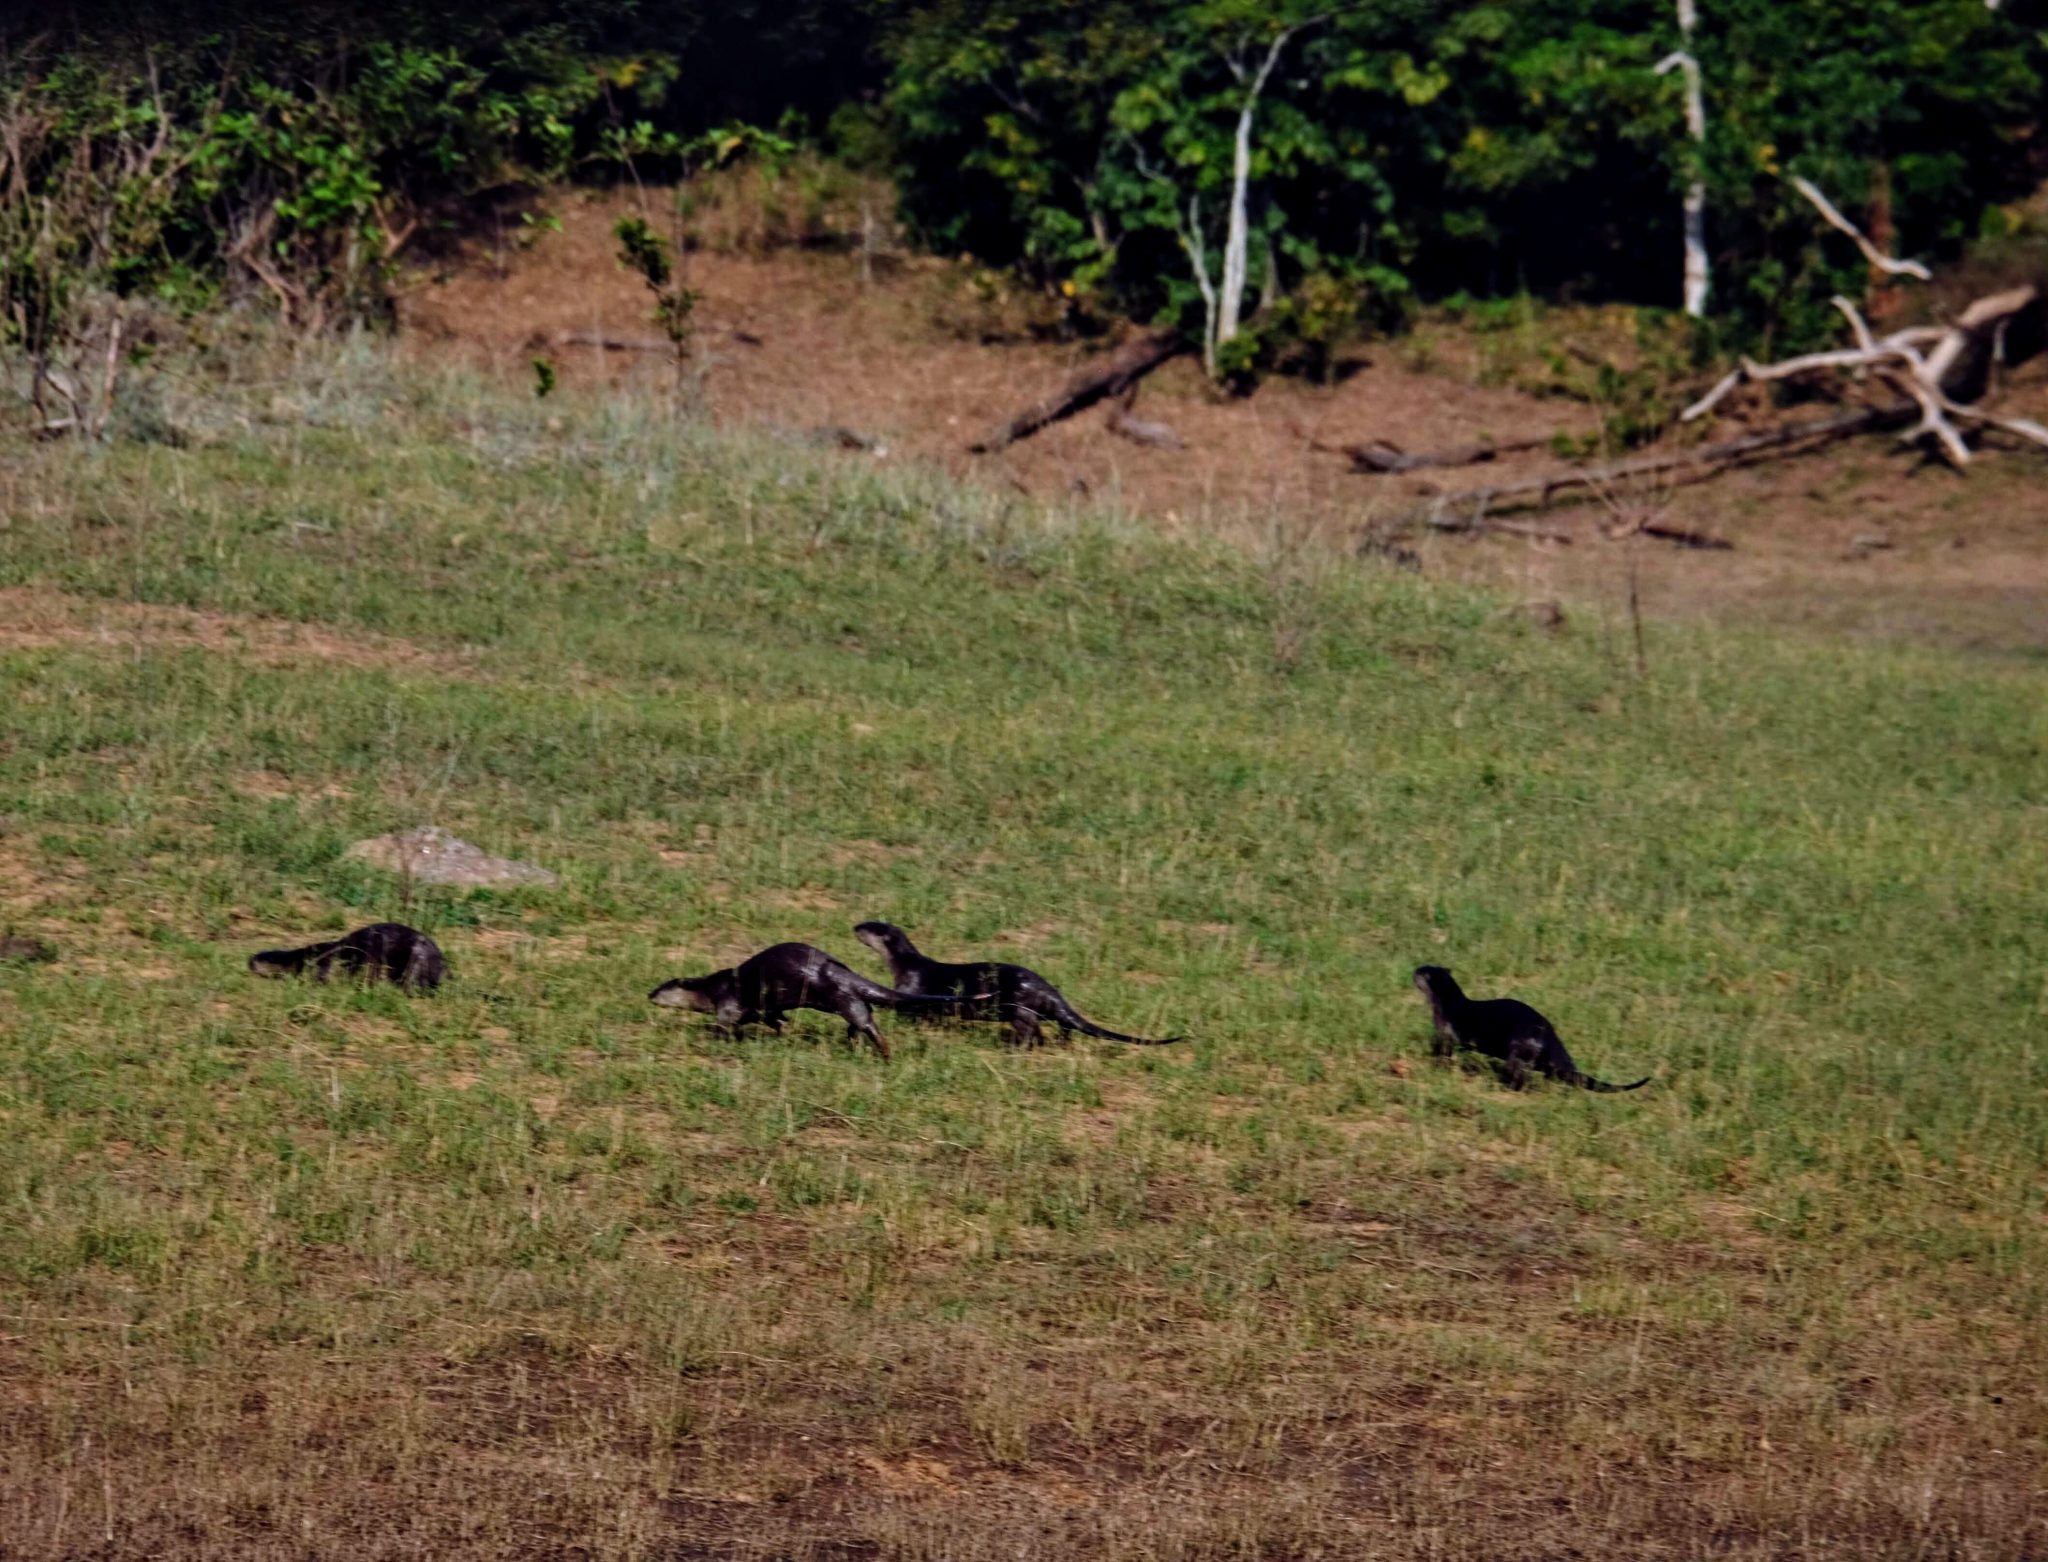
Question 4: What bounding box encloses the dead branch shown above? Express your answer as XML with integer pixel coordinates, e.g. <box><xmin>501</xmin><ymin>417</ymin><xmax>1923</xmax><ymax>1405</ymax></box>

<box><xmin>1425</xmin><ymin>512</ymin><xmax>1575</xmax><ymax>544</ymax></box>
<box><xmin>1603</xmin><ymin>513</ymin><xmax>1733</xmax><ymax>550</ymax></box>
<box><xmin>1789</xmin><ymin>176</ymin><xmax>1933</xmax><ymax>281</ymax></box>
<box><xmin>1389</xmin><ymin>404</ymin><xmax>1912</xmax><ymax>531</ymax></box>
<box><xmin>1917</xmin><ymin>283</ymin><xmax>2041</xmax><ymax>393</ymax></box>
<box><xmin>1680</xmin><ymin>284</ymin><xmax>2043</xmax><ymax>469</ymax></box>
<box><xmin>969</xmin><ymin>329</ymin><xmax>1186</xmax><ymax>453</ymax></box>
<box><xmin>552</xmin><ymin>329</ymin><xmax>671</xmax><ymax>354</ymax></box>
<box><xmin>379</xmin><ymin>214</ymin><xmax>420</xmax><ymax>261</ymax></box>
<box><xmin>1332</xmin><ymin>434</ymin><xmax>1549</xmax><ymax>474</ymax></box>
<box><xmin>543</xmin><ymin>326</ymin><xmax>763</xmax><ymax>354</ymax></box>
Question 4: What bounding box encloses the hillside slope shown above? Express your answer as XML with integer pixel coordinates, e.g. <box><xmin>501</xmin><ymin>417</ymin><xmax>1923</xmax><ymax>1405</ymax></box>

<box><xmin>0</xmin><ymin>358</ymin><xmax>2043</xmax><ymax>1557</ymax></box>
<box><xmin>400</xmin><ymin>186</ymin><xmax>2048</xmax><ymax>656</ymax></box>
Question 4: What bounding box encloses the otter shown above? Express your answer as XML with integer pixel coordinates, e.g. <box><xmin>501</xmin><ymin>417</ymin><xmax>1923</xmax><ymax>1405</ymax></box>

<box><xmin>249</xmin><ymin>923</ymin><xmax>446</xmax><ymax>992</ymax></box>
<box><xmin>649</xmin><ymin>942</ymin><xmax>978</xmax><ymax>1061</ymax></box>
<box><xmin>1411</xmin><ymin>965</ymin><xmax>1647</xmax><ymax>1092</ymax></box>
<box><xmin>852</xmin><ymin>921</ymin><xmax>1182</xmax><ymax>1047</ymax></box>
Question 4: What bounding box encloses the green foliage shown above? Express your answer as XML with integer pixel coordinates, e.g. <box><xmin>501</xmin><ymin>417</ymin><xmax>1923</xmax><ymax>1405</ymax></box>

<box><xmin>4</xmin><ymin>0</ymin><xmax>2044</xmax><ymax>388</ymax></box>
<box><xmin>605</xmin><ymin>126</ymin><xmax>796</xmax><ymax>365</ymax></box>
<box><xmin>613</xmin><ymin>215</ymin><xmax>697</xmax><ymax>356</ymax></box>
<box><xmin>879</xmin><ymin>0</ymin><xmax>2048</xmax><ymax>356</ymax></box>
<box><xmin>0</xmin><ymin>3</ymin><xmax>864</xmax><ymax>352</ymax></box>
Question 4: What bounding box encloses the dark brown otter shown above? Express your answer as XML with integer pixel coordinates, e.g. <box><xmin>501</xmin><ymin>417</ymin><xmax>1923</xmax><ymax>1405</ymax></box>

<box><xmin>853</xmin><ymin>921</ymin><xmax>1183</xmax><ymax>1047</ymax></box>
<box><xmin>1412</xmin><ymin>964</ymin><xmax>1647</xmax><ymax>1092</ymax></box>
<box><xmin>649</xmin><ymin>942</ymin><xmax>976</xmax><ymax>1061</ymax></box>
<box><xmin>249</xmin><ymin>923</ymin><xmax>446</xmax><ymax>992</ymax></box>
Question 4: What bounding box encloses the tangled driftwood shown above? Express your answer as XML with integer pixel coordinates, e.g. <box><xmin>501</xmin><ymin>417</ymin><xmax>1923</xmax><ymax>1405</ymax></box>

<box><xmin>1346</xmin><ymin>273</ymin><xmax>2042</xmax><ymax>547</ymax></box>
<box><xmin>1682</xmin><ymin>286</ymin><xmax>2045</xmax><ymax>467</ymax></box>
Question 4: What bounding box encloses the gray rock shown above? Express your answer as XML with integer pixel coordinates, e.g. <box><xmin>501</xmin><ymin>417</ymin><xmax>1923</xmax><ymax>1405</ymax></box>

<box><xmin>343</xmin><ymin>825</ymin><xmax>558</xmax><ymax>889</ymax></box>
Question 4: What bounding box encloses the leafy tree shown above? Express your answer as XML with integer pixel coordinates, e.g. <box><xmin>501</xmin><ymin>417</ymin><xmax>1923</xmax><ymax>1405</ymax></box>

<box><xmin>878</xmin><ymin>0</ymin><xmax>2047</xmax><ymax>358</ymax></box>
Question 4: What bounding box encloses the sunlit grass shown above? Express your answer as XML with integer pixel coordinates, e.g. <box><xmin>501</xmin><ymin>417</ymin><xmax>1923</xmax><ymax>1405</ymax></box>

<box><xmin>0</xmin><ymin>347</ymin><xmax>2042</xmax><ymax>1558</ymax></box>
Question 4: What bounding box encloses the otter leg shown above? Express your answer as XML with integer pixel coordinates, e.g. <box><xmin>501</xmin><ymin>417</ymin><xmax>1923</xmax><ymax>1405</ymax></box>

<box><xmin>399</xmin><ymin>945</ymin><xmax>436</xmax><ymax>992</ymax></box>
<box><xmin>1008</xmin><ymin>1009</ymin><xmax>1046</xmax><ymax>1048</ymax></box>
<box><xmin>760</xmin><ymin>1010</ymin><xmax>787</xmax><ymax>1034</ymax></box>
<box><xmin>1431</xmin><ymin>1023</ymin><xmax>1458</xmax><ymax>1062</ymax></box>
<box><xmin>838</xmin><ymin>997</ymin><xmax>891</xmax><ymax>1061</ymax></box>
<box><xmin>713</xmin><ymin>998</ymin><xmax>750</xmax><ymax>1038</ymax></box>
<box><xmin>1504</xmin><ymin>1035</ymin><xmax>1543</xmax><ymax>1090</ymax></box>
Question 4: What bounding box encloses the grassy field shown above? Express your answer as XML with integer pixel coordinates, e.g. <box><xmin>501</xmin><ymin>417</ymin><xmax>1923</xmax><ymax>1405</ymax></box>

<box><xmin>1</xmin><ymin>346</ymin><xmax>2044</xmax><ymax>1559</ymax></box>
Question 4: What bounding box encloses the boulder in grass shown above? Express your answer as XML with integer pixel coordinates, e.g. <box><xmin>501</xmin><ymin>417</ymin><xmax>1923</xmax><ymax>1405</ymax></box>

<box><xmin>343</xmin><ymin>825</ymin><xmax>558</xmax><ymax>889</ymax></box>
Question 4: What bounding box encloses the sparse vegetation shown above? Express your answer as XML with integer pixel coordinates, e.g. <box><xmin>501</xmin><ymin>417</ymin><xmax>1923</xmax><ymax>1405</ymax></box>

<box><xmin>0</xmin><ymin>345</ymin><xmax>2043</xmax><ymax>1557</ymax></box>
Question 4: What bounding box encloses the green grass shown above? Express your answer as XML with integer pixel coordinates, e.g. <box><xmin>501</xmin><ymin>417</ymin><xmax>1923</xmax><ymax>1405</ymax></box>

<box><xmin>0</xmin><ymin>346</ymin><xmax>2043</xmax><ymax>1558</ymax></box>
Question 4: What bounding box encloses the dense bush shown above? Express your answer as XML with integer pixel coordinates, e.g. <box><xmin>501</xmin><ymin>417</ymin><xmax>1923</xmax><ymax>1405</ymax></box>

<box><xmin>879</xmin><ymin>0</ymin><xmax>2048</xmax><ymax>354</ymax></box>
<box><xmin>2</xmin><ymin>0</ymin><xmax>2043</xmax><ymax>396</ymax></box>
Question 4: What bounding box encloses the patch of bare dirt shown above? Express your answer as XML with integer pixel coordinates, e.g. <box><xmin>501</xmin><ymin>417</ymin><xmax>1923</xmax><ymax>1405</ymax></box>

<box><xmin>400</xmin><ymin>186</ymin><xmax>2048</xmax><ymax>655</ymax></box>
<box><xmin>0</xmin><ymin>587</ymin><xmax>483</xmax><ymax>675</ymax></box>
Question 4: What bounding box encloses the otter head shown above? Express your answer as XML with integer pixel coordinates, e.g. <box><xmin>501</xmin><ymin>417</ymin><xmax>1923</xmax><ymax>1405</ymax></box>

<box><xmin>649</xmin><ymin>976</ymin><xmax>716</xmax><ymax>1011</ymax></box>
<box><xmin>248</xmin><ymin>950</ymin><xmax>296</xmax><ymax>979</ymax></box>
<box><xmin>1412</xmin><ymin>964</ymin><xmax>1453</xmax><ymax>998</ymax></box>
<box><xmin>853</xmin><ymin>921</ymin><xmax>907</xmax><ymax>958</ymax></box>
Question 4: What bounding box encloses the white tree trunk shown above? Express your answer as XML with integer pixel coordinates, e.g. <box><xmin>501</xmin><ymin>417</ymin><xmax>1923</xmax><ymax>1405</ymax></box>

<box><xmin>1185</xmin><ymin>195</ymin><xmax>1220</xmax><ymax>379</ymax></box>
<box><xmin>1680</xmin><ymin>178</ymin><xmax>1708</xmax><ymax>318</ymax></box>
<box><xmin>1656</xmin><ymin>0</ymin><xmax>1708</xmax><ymax>317</ymax></box>
<box><xmin>1216</xmin><ymin>24</ymin><xmax>1308</xmax><ymax>360</ymax></box>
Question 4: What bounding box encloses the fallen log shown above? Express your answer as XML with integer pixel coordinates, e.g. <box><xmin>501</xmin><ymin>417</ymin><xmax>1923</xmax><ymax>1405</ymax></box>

<box><xmin>546</xmin><ymin>326</ymin><xmax>763</xmax><ymax>353</ymax></box>
<box><xmin>1425</xmin><ymin>513</ymin><xmax>1575</xmax><ymax>544</ymax></box>
<box><xmin>547</xmin><ymin>331</ymin><xmax>668</xmax><ymax>353</ymax></box>
<box><xmin>1604</xmin><ymin>515</ymin><xmax>1734</xmax><ymax>551</ymax></box>
<box><xmin>1638</xmin><ymin>519</ymin><xmax>1733</xmax><ymax>550</ymax></box>
<box><xmin>969</xmin><ymin>329</ymin><xmax>1186</xmax><ymax>454</ymax></box>
<box><xmin>1387</xmin><ymin>403</ymin><xmax>1912</xmax><ymax>532</ymax></box>
<box><xmin>1337</xmin><ymin>434</ymin><xmax>1549</xmax><ymax>474</ymax></box>
<box><xmin>1682</xmin><ymin>285</ymin><xmax>2044</xmax><ymax>467</ymax></box>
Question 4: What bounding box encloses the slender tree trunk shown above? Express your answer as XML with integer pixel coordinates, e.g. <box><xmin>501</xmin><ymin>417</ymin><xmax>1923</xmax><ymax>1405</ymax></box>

<box><xmin>1657</xmin><ymin>0</ymin><xmax>1708</xmax><ymax>317</ymax></box>
<box><xmin>1215</xmin><ymin>22</ymin><xmax>1313</xmax><ymax>364</ymax></box>
<box><xmin>1215</xmin><ymin>90</ymin><xmax>1261</xmax><ymax>350</ymax></box>
<box><xmin>1185</xmin><ymin>195</ymin><xmax>1220</xmax><ymax>378</ymax></box>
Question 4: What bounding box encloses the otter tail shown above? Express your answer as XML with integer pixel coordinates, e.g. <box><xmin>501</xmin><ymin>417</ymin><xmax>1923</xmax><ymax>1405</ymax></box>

<box><xmin>249</xmin><ymin>940</ymin><xmax>328</xmax><ymax>978</ymax></box>
<box><xmin>1047</xmin><ymin>994</ymin><xmax>1183</xmax><ymax>1045</ymax></box>
<box><xmin>1568</xmin><ymin>1071</ymin><xmax>1651</xmax><ymax>1093</ymax></box>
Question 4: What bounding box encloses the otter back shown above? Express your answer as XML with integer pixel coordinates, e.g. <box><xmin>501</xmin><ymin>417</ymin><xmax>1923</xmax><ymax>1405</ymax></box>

<box><xmin>249</xmin><ymin>923</ymin><xmax>446</xmax><ymax>992</ymax></box>
<box><xmin>1411</xmin><ymin>963</ymin><xmax>1646</xmax><ymax>1093</ymax></box>
<box><xmin>853</xmin><ymin>920</ymin><xmax>1183</xmax><ymax>1047</ymax></box>
<box><xmin>650</xmin><ymin>941</ymin><xmax>978</xmax><ymax>1062</ymax></box>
